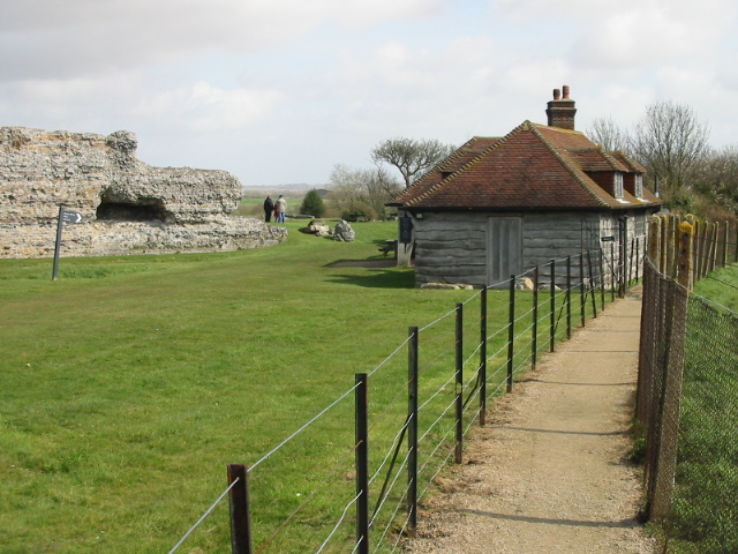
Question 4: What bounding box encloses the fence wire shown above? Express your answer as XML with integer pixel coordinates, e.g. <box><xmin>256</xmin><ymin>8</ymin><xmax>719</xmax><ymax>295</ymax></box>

<box><xmin>185</xmin><ymin>248</ymin><xmax>627</xmax><ymax>553</ymax></box>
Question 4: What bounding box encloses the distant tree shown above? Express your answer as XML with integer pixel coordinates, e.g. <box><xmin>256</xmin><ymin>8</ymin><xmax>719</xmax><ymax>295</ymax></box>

<box><xmin>326</xmin><ymin>164</ymin><xmax>401</xmax><ymax>220</ymax></box>
<box><xmin>372</xmin><ymin>137</ymin><xmax>455</xmax><ymax>188</ymax></box>
<box><xmin>300</xmin><ymin>188</ymin><xmax>325</xmax><ymax>218</ymax></box>
<box><xmin>632</xmin><ymin>101</ymin><xmax>709</xmax><ymax>196</ymax></box>
<box><xmin>587</xmin><ymin>117</ymin><xmax>630</xmax><ymax>152</ymax></box>
<box><xmin>692</xmin><ymin>145</ymin><xmax>738</xmax><ymax>216</ymax></box>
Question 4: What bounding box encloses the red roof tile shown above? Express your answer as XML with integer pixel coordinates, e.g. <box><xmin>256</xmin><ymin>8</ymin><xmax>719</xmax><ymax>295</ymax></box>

<box><xmin>393</xmin><ymin>121</ymin><xmax>661</xmax><ymax>211</ymax></box>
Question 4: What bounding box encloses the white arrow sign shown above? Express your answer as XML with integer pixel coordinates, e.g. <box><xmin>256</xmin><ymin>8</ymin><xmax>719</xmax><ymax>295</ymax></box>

<box><xmin>61</xmin><ymin>210</ymin><xmax>82</xmax><ymax>224</ymax></box>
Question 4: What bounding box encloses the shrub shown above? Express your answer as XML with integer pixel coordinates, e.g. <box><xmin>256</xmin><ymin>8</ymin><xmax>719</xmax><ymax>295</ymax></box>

<box><xmin>300</xmin><ymin>189</ymin><xmax>325</xmax><ymax>218</ymax></box>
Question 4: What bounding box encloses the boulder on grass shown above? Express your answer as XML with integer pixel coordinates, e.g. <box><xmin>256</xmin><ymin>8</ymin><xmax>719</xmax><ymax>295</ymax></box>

<box><xmin>299</xmin><ymin>220</ymin><xmax>332</xmax><ymax>237</ymax></box>
<box><xmin>334</xmin><ymin>220</ymin><xmax>355</xmax><ymax>242</ymax></box>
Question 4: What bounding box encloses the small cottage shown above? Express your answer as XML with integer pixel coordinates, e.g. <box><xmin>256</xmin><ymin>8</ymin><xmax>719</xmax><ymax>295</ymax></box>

<box><xmin>389</xmin><ymin>86</ymin><xmax>661</xmax><ymax>287</ymax></box>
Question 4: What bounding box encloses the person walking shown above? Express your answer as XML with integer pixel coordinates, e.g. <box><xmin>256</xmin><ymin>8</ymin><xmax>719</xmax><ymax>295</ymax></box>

<box><xmin>263</xmin><ymin>196</ymin><xmax>274</xmax><ymax>222</ymax></box>
<box><xmin>276</xmin><ymin>195</ymin><xmax>287</xmax><ymax>223</ymax></box>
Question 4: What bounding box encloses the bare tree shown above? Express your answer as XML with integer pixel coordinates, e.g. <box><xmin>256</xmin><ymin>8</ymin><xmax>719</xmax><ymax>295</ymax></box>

<box><xmin>327</xmin><ymin>164</ymin><xmax>401</xmax><ymax>220</ymax></box>
<box><xmin>692</xmin><ymin>145</ymin><xmax>738</xmax><ymax>215</ymax></box>
<box><xmin>372</xmin><ymin>137</ymin><xmax>455</xmax><ymax>188</ymax></box>
<box><xmin>587</xmin><ymin>117</ymin><xmax>630</xmax><ymax>152</ymax></box>
<box><xmin>632</xmin><ymin>101</ymin><xmax>709</xmax><ymax>195</ymax></box>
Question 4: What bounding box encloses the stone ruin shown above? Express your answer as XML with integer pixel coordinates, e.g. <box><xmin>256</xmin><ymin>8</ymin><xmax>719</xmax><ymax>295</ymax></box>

<box><xmin>0</xmin><ymin>126</ymin><xmax>286</xmax><ymax>258</ymax></box>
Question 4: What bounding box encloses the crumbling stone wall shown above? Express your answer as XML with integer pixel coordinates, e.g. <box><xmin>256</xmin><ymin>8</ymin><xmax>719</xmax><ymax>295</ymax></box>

<box><xmin>0</xmin><ymin>126</ymin><xmax>286</xmax><ymax>258</ymax></box>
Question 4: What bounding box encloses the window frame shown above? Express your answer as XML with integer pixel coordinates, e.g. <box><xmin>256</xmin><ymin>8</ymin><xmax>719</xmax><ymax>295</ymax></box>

<box><xmin>613</xmin><ymin>172</ymin><xmax>624</xmax><ymax>199</ymax></box>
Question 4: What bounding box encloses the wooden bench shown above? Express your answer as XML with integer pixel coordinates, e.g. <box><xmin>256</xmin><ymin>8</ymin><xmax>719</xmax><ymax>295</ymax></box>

<box><xmin>379</xmin><ymin>239</ymin><xmax>397</xmax><ymax>257</ymax></box>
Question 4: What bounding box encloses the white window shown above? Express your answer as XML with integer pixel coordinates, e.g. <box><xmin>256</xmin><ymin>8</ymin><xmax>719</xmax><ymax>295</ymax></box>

<box><xmin>635</xmin><ymin>174</ymin><xmax>643</xmax><ymax>198</ymax></box>
<box><xmin>614</xmin><ymin>173</ymin><xmax>624</xmax><ymax>199</ymax></box>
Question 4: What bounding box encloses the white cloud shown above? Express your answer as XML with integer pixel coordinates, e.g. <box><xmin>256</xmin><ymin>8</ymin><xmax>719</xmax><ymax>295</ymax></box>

<box><xmin>134</xmin><ymin>82</ymin><xmax>284</xmax><ymax>132</ymax></box>
<box><xmin>0</xmin><ymin>0</ymin><xmax>444</xmax><ymax>81</ymax></box>
<box><xmin>496</xmin><ymin>0</ymin><xmax>736</xmax><ymax>70</ymax></box>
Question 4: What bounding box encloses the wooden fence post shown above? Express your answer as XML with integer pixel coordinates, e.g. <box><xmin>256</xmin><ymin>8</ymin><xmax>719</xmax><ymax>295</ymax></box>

<box><xmin>227</xmin><ymin>464</ymin><xmax>252</xmax><ymax>554</ymax></box>
<box><xmin>648</xmin><ymin>217</ymin><xmax>661</xmax><ymax>272</ymax></box>
<box><xmin>649</xmin><ymin>223</ymin><xmax>692</xmax><ymax>520</ymax></box>
<box><xmin>723</xmin><ymin>222</ymin><xmax>729</xmax><ymax>268</ymax></box>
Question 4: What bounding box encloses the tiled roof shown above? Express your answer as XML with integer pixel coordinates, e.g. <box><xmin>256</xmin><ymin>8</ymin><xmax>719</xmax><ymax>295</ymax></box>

<box><xmin>392</xmin><ymin>136</ymin><xmax>500</xmax><ymax>206</ymax></box>
<box><xmin>611</xmin><ymin>150</ymin><xmax>648</xmax><ymax>174</ymax></box>
<box><xmin>393</xmin><ymin>121</ymin><xmax>661</xmax><ymax>211</ymax></box>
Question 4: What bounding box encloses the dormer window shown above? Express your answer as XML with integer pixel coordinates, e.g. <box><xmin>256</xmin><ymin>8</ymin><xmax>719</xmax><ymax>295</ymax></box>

<box><xmin>635</xmin><ymin>174</ymin><xmax>643</xmax><ymax>198</ymax></box>
<box><xmin>614</xmin><ymin>173</ymin><xmax>624</xmax><ymax>199</ymax></box>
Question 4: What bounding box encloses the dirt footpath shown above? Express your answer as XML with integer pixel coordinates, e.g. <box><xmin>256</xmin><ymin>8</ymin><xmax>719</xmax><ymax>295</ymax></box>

<box><xmin>403</xmin><ymin>290</ymin><xmax>657</xmax><ymax>553</ymax></box>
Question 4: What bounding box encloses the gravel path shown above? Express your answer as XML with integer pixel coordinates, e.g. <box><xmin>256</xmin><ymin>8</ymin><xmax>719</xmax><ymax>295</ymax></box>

<box><xmin>402</xmin><ymin>290</ymin><xmax>657</xmax><ymax>553</ymax></box>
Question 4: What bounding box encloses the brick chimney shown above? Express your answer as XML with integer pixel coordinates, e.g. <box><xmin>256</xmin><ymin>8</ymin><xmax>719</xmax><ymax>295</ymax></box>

<box><xmin>546</xmin><ymin>85</ymin><xmax>576</xmax><ymax>130</ymax></box>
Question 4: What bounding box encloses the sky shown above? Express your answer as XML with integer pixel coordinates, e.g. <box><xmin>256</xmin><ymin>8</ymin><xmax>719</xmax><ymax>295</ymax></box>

<box><xmin>1</xmin><ymin>0</ymin><xmax>737</xmax><ymax>187</ymax></box>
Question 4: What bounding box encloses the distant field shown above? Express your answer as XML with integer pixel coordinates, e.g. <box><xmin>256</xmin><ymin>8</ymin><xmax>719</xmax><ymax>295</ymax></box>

<box><xmin>234</xmin><ymin>194</ymin><xmax>308</xmax><ymax>217</ymax></box>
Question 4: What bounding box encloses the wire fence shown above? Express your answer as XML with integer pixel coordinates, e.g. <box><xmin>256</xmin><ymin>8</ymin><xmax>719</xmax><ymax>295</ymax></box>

<box><xmin>636</xmin><ymin>214</ymin><xmax>737</xmax><ymax>554</ymax></box>
<box><xmin>168</xmin><ymin>245</ymin><xmax>635</xmax><ymax>553</ymax></box>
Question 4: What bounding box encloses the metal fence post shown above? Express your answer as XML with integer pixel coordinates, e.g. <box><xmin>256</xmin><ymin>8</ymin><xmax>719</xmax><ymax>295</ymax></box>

<box><xmin>635</xmin><ymin>238</ymin><xmax>640</xmax><ymax>282</ymax></box>
<box><xmin>52</xmin><ymin>204</ymin><xmax>65</xmax><ymax>280</ymax></box>
<box><xmin>579</xmin><ymin>252</ymin><xmax>586</xmax><ymax>327</ymax></box>
<box><xmin>549</xmin><ymin>259</ymin><xmax>556</xmax><ymax>352</ymax></box>
<box><xmin>599</xmin><ymin>248</ymin><xmax>606</xmax><ymax>310</ymax></box>
<box><xmin>355</xmin><ymin>373</ymin><xmax>369</xmax><ymax>554</ymax></box>
<box><xmin>455</xmin><ymin>303</ymin><xmax>463</xmax><ymax>464</ymax></box>
<box><xmin>566</xmin><ymin>256</ymin><xmax>571</xmax><ymax>339</ymax></box>
<box><xmin>227</xmin><ymin>464</ymin><xmax>252</xmax><ymax>554</ymax></box>
<box><xmin>407</xmin><ymin>327</ymin><xmax>418</xmax><ymax>534</ymax></box>
<box><xmin>532</xmin><ymin>265</ymin><xmax>539</xmax><ymax>367</ymax></box>
<box><xmin>587</xmin><ymin>250</ymin><xmax>597</xmax><ymax>318</ymax></box>
<box><xmin>507</xmin><ymin>275</ymin><xmax>515</xmax><ymax>393</ymax></box>
<box><xmin>480</xmin><ymin>288</ymin><xmax>487</xmax><ymax>426</ymax></box>
<box><xmin>610</xmin><ymin>242</ymin><xmax>616</xmax><ymax>302</ymax></box>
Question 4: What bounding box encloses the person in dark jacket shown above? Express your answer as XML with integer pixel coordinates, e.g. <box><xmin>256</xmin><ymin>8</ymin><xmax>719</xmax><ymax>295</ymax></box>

<box><xmin>263</xmin><ymin>196</ymin><xmax>274</xmax><ymax>222</ymax></box>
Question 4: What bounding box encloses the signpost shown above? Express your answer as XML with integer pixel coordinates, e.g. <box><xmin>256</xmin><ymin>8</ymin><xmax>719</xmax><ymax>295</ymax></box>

<box><xmin>52</xmin><ymin>204</ymin><xmax>83</xmax><ymax>280</ymax></box>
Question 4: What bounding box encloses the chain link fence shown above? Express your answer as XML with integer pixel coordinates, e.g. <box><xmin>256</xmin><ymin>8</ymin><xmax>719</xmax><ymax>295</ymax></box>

<box><xmin>637</xmin><ymin>214</ymin><xmax>738</xmax><ymax>553</ymax></box>
<box><xmin>669</xmin><ymin>295</ymin><xmax>738</xmax><ymax>553</ymax></box>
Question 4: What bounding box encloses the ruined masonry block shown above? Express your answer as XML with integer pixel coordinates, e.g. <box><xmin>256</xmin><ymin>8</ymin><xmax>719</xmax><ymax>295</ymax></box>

<box><xmin>0</xmin><ymin>126</ymin><xmax>286</xmax><ymax>258</ymax></box>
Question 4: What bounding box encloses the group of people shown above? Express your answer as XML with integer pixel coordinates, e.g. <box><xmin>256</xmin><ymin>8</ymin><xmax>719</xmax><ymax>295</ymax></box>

<box><xmin>263</xmin><ymin>195</ymin><xmax>287</xmax><ymax>223</ymax></box>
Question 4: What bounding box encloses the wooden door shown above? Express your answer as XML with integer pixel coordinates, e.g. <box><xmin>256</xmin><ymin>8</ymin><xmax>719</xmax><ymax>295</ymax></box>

<box><xmin>487</xmin><ymin>217</ymin><xmax>522</xmax><ymax>285</ymax></box>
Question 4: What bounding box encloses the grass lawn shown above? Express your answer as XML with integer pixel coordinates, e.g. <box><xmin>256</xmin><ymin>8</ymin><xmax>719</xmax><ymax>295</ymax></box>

<box><xmin>0</xmin><ymin>220</ymin><xmax>602</xmax><ymax>552</ymax></box>
<box><xmin>668</xmin><ymin>262</ymin><xmax>738</xmax><ymax>553</ymax></box>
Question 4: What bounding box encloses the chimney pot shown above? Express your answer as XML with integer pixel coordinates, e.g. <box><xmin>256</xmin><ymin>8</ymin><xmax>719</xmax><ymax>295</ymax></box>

<box><xmin>546</xmin><ymin>85</ymin><xmax>576</xmax><ymax>130</ymax></box>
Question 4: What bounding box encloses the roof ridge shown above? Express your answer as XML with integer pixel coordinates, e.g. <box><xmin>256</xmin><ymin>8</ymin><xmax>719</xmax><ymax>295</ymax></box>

<box><xmin>528</xmin><ymin>124</ymin><xmax>610</xmax><ymax>208</ymax></box>
<box><xmin>406</xmin><ymin>121</ymin><xmax>532</xmax><ymax>208</ymax></box>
